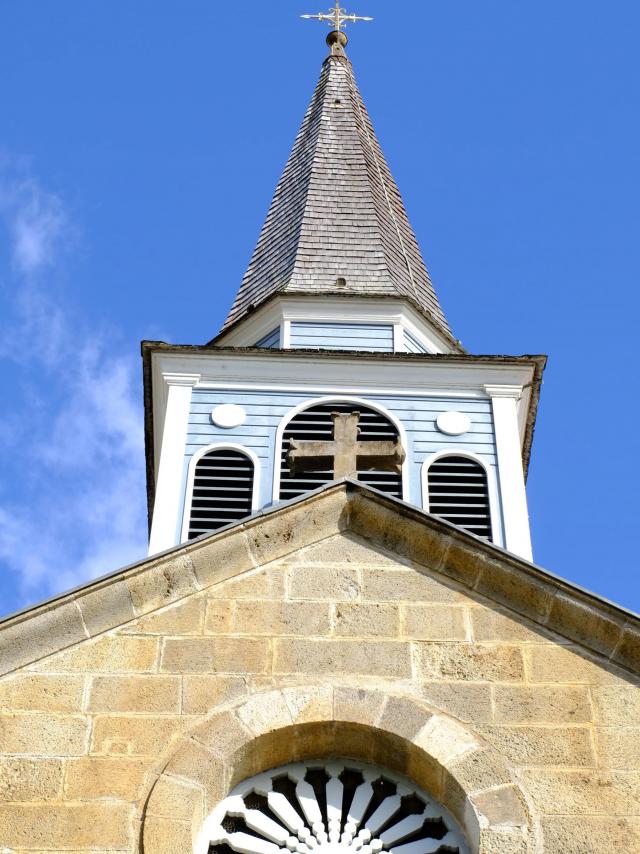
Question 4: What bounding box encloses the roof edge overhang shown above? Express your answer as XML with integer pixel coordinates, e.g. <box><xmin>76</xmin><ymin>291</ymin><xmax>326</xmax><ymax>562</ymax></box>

<box><xmin>141</xmin><ymin>341</ymin><xmax>546</xmax><ymax>531</ymax></box>
<box><xmin>1</xmin><ymin>479</ymin><xmax>637</xmax><ymax>681</ymax></box>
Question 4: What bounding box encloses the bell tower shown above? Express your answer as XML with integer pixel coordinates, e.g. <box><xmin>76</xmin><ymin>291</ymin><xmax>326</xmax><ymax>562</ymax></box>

<box><xmin>142</xmin><ymin>12</ymin><xmax>544</xmax><ymax>563</ymax></box>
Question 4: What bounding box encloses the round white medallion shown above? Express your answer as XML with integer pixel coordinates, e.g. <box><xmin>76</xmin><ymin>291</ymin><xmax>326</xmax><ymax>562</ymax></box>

<box><xmin>211</xmin><ymin>404</ymin><xmax>247</xmax><ymax>429</ymax></box>
<box><xmin>436</xmin><ymin>411</ymin><xmax>471</xmax><ymax>436</ymax></box>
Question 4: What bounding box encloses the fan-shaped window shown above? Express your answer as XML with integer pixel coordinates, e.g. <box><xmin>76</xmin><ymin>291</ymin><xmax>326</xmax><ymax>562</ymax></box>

<box><xmin>187</xmin><ymin>448</ymin><xmax>255</xmax><ymax>539</ymax></box>
<box><xmin>201</xmin><ymin>759</ymin><xmax>469</xmax><ymax>854</ymax></box>
<box><xmin>427</xmin><ymin>455</ymin><xmax>492</xmax><ymax>540</ymax></box>
<box><xmin>279</xmin><ymin>402</ymin><xmax>403</xmax><ymax>502</ymax></box>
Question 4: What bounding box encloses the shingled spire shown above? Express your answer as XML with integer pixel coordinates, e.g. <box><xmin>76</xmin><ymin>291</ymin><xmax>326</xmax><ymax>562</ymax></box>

<box><xmin>222</xmin><ymin>31</ymin><xmax>455</xmax><ymax>343</ymax></box>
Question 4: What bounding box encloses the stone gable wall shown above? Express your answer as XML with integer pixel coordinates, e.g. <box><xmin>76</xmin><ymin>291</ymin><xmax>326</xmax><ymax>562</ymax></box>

<box><xmin>0</xmin><ymin>532</ymin><xmax>639</xmax><ymax>854</ymax></box>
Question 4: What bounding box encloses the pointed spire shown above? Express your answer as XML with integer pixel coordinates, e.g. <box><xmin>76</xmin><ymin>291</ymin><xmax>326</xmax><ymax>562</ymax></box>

<box><xmin>222</xmin><ymin>34</ymin><xmax>455</xmax><ymax>343</ymax></box>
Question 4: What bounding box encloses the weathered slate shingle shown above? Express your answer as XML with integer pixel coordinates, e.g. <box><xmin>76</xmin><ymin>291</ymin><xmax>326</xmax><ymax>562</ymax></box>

<box><xmin>223</xmin><ymin>43</ymin><xmax>454</xmax><ymax>340</ymax></box>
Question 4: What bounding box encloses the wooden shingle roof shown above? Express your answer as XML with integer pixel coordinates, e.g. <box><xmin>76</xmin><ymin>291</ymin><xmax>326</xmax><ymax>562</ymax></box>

<box><xmin>223</xmin><ymin>39</ymin><xmax>454</xmax><ymax>341</ymax></box>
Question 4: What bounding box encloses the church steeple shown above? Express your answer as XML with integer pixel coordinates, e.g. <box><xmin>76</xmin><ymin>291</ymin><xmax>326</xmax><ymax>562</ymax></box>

<box><xmin>222</xmin><ymin>28</ymin><xmax>456</xmax><ymax>348</ymax></box>
<box><xmin>144</xmin><ymin>14</ymin><xmax>543</xmax><ymax>565</ymax></box>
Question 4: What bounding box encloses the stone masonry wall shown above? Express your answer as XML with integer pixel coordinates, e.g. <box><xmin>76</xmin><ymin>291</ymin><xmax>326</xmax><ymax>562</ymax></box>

<box><xmin>0</xmin><ymin>530</ymin><xmax>639</xmax><ymax>853</ymax></box>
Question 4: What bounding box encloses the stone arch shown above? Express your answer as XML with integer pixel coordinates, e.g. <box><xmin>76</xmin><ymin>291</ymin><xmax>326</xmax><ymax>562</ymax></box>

<box><xmin>138</xmin><ymin>684</ymin><xmax>535</xmax><ymax>854</ymax></box>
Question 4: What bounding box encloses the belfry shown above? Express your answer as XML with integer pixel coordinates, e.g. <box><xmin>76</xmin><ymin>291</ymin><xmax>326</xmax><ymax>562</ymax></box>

<box><xmin>144</xmin><ymin>13</ymin><xmax>540</xmax><ymax>563</ymax></box>
<box><xmin>0</xmin><ymin>9</ymin><xmax>639</xmax><ymax>854</ymax></box>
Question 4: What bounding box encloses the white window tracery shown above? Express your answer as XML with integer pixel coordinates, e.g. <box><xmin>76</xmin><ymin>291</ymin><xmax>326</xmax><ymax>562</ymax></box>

<box><xmin>199</xmin><ymin>760</ymin><xmax>469</xmax><ymax>854</ymax></box>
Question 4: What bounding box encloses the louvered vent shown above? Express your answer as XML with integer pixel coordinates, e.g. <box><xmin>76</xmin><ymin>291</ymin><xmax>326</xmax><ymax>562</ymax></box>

<box><xmin>279</xmin><ymin>403</ymin><xmax>403</xmax><ymax>502</ymax></box>
<box><xmin>188</xmin><ymin>449</ymin><xmax>254</xmax><ymax>539</ymax></box>
<box><xmin>427</xmin><ymin>455</ymin><xmax>492</xmax><ymax>540</ymax></box>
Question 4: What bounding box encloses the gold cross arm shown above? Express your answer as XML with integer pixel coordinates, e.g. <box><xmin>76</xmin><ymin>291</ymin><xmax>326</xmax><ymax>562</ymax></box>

<box><xmin>287</xmin><ymin>412</ymin><xmax>405</xmax><ymax>480</ymax></box>
<box><xmin>302</xmin><ymin>3</ymin><xmax>373</xmax><ymax>32</ymax></box>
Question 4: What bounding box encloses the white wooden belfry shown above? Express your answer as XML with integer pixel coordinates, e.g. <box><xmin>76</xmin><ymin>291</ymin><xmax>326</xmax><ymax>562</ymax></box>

<box><xmin>197</xmin><ymin>761</ymin><xmax>469</xmax><ymax>854</ymax></box>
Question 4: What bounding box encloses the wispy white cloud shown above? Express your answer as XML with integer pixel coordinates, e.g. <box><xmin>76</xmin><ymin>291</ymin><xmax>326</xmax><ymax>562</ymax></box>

<box><xmin>0</xmin><ymin>162</ymin><xmax>147</xmax><ymax>611</ymax></box>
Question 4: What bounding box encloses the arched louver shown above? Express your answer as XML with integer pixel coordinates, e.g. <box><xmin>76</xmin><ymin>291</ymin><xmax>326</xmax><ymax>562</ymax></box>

<box><xmin>428</xmin><ymin>455</ymin><xmax>493</xmax><ymax>540</ymax></box>
<box><xmin>280</xmin><ymin>402</ymin><xmax>403</xmax><ymax>502</ymax></box>
<box><xmin>188</xmin><ymin>449</ymin><xmax>254</xmax><ymax>539</ymax></box>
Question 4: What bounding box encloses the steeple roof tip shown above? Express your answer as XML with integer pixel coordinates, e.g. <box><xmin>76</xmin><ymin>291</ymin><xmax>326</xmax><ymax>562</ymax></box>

<box><xmin>222</xmin><ymin>34</ymin><xmax>455</xmax><ymax>344</ymax></box>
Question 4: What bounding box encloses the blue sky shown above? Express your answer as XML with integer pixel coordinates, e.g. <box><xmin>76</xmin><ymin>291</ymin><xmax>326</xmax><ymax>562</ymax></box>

<box><xmin>0</xmin><ymin>0</ymin><xmax>638</xmax><ymax>617</ymax></box>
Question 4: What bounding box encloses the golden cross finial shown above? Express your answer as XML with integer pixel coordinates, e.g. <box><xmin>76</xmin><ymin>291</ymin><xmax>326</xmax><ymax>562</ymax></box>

<box><xmin>302</xmin><ymin>2</ymin><xmax>373</xmax><ymax>32</ymax></box>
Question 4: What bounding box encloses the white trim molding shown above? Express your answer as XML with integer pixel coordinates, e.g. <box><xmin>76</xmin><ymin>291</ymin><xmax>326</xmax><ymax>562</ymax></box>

<box><xmin>180</xmin><ymin>443</ymin><xmax>261</xmax><ymax>544</ymax></box>
<box><xmin>272</xmin><ymin>395</ymin><xmax>411</xmax><ymax>503</ymax></box>
<box><xmin>149</xmin><ymin>377</ymin><xmax>199</xmax><ymax>556</ymax></box>
<box><xmin>420</xmin><ymin>449</ymin><xmax>504</xmax><ymax>549</ymax></box>
<box><xmin>484</xmin><ymin>384</ymin><xmax>533</xmax><ymax>561</ymax></box>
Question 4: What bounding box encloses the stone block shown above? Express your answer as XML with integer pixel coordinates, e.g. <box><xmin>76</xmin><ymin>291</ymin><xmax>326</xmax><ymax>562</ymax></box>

<box><xmin>614</xmin><ymin>624</ymin><xmax>640</xmax><ymax>673</ymax></box>
<box><xmin>91</xmin><ymin>715</ymin><xmax>190</xmax><ymax>756</ymax></box>
<box><xmin>524</xmin><ymin>645</ymin><xmax>627</xmax><ymax>685</ymax></box>
<box><xmin>283</xmin><ymin>685</ymin><xmax>334</xmax><ymax>724</ymax></box>
<box><xmin>295</xmin><ymin>532</ymin><xmax>400</xmax><ymax>566</ymax></box>
<box><xmin>362</xmin><ymin>567</ymin><xmax>464</xmax><ymax>604</ymax></box>
<box><xmin>78</xmin><ymin>580</ymin><xmax>135</xmax><ymax>636</ymax></box>
<box><xmin>592</xmin><ymin>686</ymin><xmax>640</xmax><ymax>724</ymax></box>
<box><xmin>0</xmin><ymin>758</ymin><xmax>64</xmax><ymax>801</ymax></box>
<box><xmin>0</xmin><ymin>803</ymin><xmax>133</xmax><ymax>849</ymax></box>
<box><xmin>413</xmin><ymin>715</ymin><xmax>479</xmax><ymax>765</ymax></box>
<box><xmin>126</xmin><ymin>598</ymin><xmax>205</xmax><ymax>635</ymax></box>
<box><xmin>333</xmin><ymin>603</ymin><xmax>399</xmax><ymax>637</ymax></box>
<box><xmin>204</xmin><ymin>599</ymin><xmax>234</xmax><ymax>633</ymax></box>
<box><xmin>274</xmin><ymin>638</ymin><xmax>411</xmax><ymax>678</ymax></box>
<box><xmin>237</xmin><ymin>690</ymin><xmax>293</xmax><ymax>736</ymax></box>
<box><xmin>541</xmin><ymin>816</ymin><xmax>640</xmax><ymax>854</ymax></box>
<box><xmin>64</xmin><ymin>757</ymin><xmax>148</xmax><ymax>800</ymax></box>
<box><xmin>596</xmin><ymin>728</ymin><xmax>640</xmax><ymax>769</ymax></box>
<box><xmin>476</xmin><ymin>561</ymin><xmax>553</xmax><ymax>623</ymax></box>
<box><xmin>143</xmin><ymin>815</ymin><xmax>193</xmax><ymax>854</ymax></box>
<box><xmin>0</xmin><ymin>673</ymin><xmax>84</xmax><ymax>712</ymax></box>
<box><xmin>447</xmin><ymin>748</ymin><xmax>512</xmax><ymax>796</ymax></box>
<box><xmin>146</xmin><ymin>776</ymin><xmax>204</xmax><ymax>822</ymax></box>
<box><xmin>478</xmin><ymin>828</ymin><xmax>530</xmax><ymax>854</ymax></box>
<box><xmin>547</xmin><ymin>594</ymin><xmax>623</xmax><ymax>658</ymax></box>
<box><xmin>479</xmin><ymin>725</ymin><xmax>594</xmax><ymax>766</ymax></box>
<box><xmin>0</xmin><ymin>713</ymin><xmax>89</xmax><ymax>756</ymax></box>
<box><xmin>420</xmin><ymin>683</ymin><xmax>493</xmax><ymax>723</ymax></box>
<box><xmin>213</xmin><ymin>600</ymin><xmax>332</xmax><ymax>636</ymax></box>
<box><xmin>493</xmin><ymin>685</ymin><xmax>591</xmax><ymax>723</ymax></box>
<box><xmin>190</xmin><ymin>528</ymin><xmax>256</xmax><ymax>588</ymax></box>
<box><xmin>208</xmin><ymin>566</ymin><xmax>285</xmax><ymax>601</ymax></box>
<box><xmin>192</xmin><ymin>710</ymin><xmax>252</xmax><ymax>758</ymax></box>
<box><xmin>246</xmin><ymin>489</ymin><xmax>348</xmax><ymax>566</ymax></box>
<box><xmin>88</xmin><ymin>675</ymin><xmax>181</xmax><ymax>713</ymax></box>
<box><xmin>521</xmin><ymin>769</ymin><xmax>638</xmax><ymax>815</ymax></box>
<box><xmin>127</xmin><ymin>553</ymin><xmax>199</xmax><ymax>615</ymax></box>
<box><xmin>471</xmin><ymin>785</ymin><xmax>528</xmax><ymax>828</ymax></box>
<box><xmin>440</xmin><ymin>539</ymin><xmax>487</xmax><ymax>588</ymax></box>
<box><xmin>182</xmin><ymin>675</ymin><xmax>249</xmax><ymax>715</ymax></box>
<box><xmin>414</xmin><ymin>643</ymin><xmax>525</xmax><ymax>682</ymax></box>
<box><xmin>471</xmin><ymin>608</ymin><xmax>555</xmax><ymax>643</ymax></box>
<box><xmin>289</xmin><ymin>565</ymin><xmax>360</xmax><ymax>601</ymax></box>
<box><xmin>164</xmin><ymin>739</ymin><xmax>227</xmax><ymax>802</ymax></box>
<box><xmin>403</xmin><ymin>605</ymin><xmax>467</xmax><ymax>640</ymax></box>
<box><xmin>33</xmin><ymin>635</ymin><xmax>159</xmax><ymax>673</ymax></box>
<box><xmin>349</xmin><ymin>494</ymin><xmax>451</xmax><ymax>570</ymax></box>
<box><xmin>0</xmin><ymin>602</ymin><xmax>87</xmax><ymax>676</ymax></box>
<box><xmin>333</xmin><ymin>686</ymin><xmax>387</xmax><ymax>727</ymax></box>
<box><xmin>378</xmin><ymin>695</ymin><xmax>433</xmax><ymax>741</ymax></box>
<box><xmin>161</xmin><ymin>637</ymin><xmax>269</xmax><ymax>674</ymax></box>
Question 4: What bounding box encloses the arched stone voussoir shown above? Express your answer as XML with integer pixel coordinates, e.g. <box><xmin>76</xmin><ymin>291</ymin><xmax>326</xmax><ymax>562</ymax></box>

<box><xmin>140</xmin><ymin>683</ymin><xmax>535</xmax><ymax>854</ymax></box>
